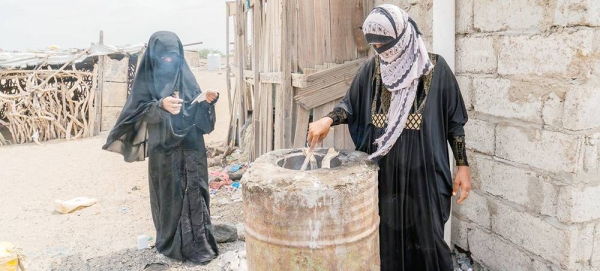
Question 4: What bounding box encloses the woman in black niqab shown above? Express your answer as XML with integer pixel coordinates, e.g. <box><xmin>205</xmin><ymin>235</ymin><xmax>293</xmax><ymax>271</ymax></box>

<box><xmin>103</xmin><ymin>31</ymin><xmax>219</xmax><ymax>262</ymax></box>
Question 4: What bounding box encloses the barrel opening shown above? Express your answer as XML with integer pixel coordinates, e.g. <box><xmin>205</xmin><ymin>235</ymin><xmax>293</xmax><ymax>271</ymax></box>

<box><xmin>277</xmin><ymin>153</ymin><xmax>342</xmax><ymax>170</ymax></box>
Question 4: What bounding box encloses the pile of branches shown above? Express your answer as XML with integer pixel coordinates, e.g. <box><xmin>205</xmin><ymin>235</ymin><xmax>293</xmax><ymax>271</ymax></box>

<box><xmin>0</xmin><ymin>53</ymin><xmax>97</xmax><ymax>146</ymax></box>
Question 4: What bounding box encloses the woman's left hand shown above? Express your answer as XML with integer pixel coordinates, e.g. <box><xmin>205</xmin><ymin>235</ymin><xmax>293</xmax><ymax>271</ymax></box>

<box><xmin>205</xmin><ymin>90</ymin><xmax>219</xmax><ymax>104</ymax></box>
<box><xmin>452</xmin><ymin>166</ymin><xmax>471</xmax><ymax>204</ymax></box>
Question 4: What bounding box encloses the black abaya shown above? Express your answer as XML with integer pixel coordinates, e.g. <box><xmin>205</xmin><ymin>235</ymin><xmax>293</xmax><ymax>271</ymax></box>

<box><xmin>103</xmin><ymin>31</ymin><xmax>218</xmax><ymax>262</ymax></box>
<box><xmin>331</xmin><ymin>54</ymin><xmax>468</xmax><ymax>270</ymax></box>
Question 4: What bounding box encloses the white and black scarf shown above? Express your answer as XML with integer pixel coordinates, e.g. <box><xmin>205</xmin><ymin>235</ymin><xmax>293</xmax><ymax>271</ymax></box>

<box><xmin>362</xmin><ymin>5</ymin><xmax>433</xmax><ymax>160</ymax></box>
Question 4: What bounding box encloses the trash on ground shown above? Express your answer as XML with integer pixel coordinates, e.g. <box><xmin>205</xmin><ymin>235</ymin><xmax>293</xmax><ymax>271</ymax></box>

<box><xmin>54</xmin><ymin>197</ymin><xmax>97</xmax><ymax>214</ymax></box>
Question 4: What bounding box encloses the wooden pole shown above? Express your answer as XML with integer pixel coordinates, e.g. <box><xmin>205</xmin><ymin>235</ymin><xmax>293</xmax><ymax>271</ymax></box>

<box><xmin>251</xmin><ymin>0</ymin><xmax>263</xmax><ymax>160</ymax></box>
<box><xmin>94</xmin><ymin>30</ymin><xmax>105</xmax><ymax>135</ymax></box>
<box><xmin>226</xmin><ymin>4</ymin><xmax>233</xmax><ymax>118</ymax></box>
<box><xmin>236</xmin><ymin>0</ymin><xmax>246</xmax><ymax>146</ymax></box>
<box><xmin>283</xmin><ymin>0</ymin><xmax>294</xmax><ymax>149</ymax></box>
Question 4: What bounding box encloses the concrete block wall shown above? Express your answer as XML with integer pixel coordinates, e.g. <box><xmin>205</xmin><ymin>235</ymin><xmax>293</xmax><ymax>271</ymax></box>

<box><xmin>453</xmin><ymin>0</ymin><xmax>600</xmax><ymax>270</ymax></box>
<box><xmin>101</xmin><ymin>57</ymin><xmax>129</xmax><ymax>131</ymax></box>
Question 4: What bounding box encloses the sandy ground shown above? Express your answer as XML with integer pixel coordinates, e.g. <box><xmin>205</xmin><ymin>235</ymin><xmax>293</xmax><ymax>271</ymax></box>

<box><xmin>0</xmin><ymin>68</ymin><xmax>244</xmax><ymax>270</ymax></box>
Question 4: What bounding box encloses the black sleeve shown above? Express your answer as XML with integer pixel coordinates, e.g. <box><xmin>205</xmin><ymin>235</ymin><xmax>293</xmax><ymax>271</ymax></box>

<box><xmin>438</xmin><ymin>56</ymin><xmax>469</xmax><ymax>166</ymax></box>
<box><xmin>327</xmin><ymin>58</ymin><xmax>373</xmax><ymax>126</ymax></box>
<box><xmin>449</xmin><ymin>135</ymin><xmax>469</xmax><ymax>166</ymax></box>
<box><xmin>326</xmin><ymin>108</ymin><xmax>349</xmax><ymax>126</ymax></box>
<box><xmin>143</xmin><ymin>98</ymin><xmax>168</xmax><ymax>124</ymax></box>
<box><xmin>195</xmin><ymin>101</ymin><xmax>216</xmax><ymax>134</ymax></box>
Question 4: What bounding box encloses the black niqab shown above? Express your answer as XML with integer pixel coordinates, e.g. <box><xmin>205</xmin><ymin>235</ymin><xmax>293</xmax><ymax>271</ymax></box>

<box><xmin>102</xmin><ymin>31</ymin><xmax>207</xmax><ymax>161</ymax></box>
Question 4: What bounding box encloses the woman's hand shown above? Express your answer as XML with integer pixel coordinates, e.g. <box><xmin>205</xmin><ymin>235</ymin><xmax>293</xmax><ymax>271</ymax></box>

<box><xmin>453</xmin><ymin>166</ymin><xmax>471</xmax><ymax>204</ymax></box>
<box><xmin>205</xmin><ymin>90</ymin><xmax>219</xmax><ymax>104</ymax></box>
<box><xmin>307</xmin><ymin>117</ymin><xmax>333</xmax><ymax>148</ymax></box>
<box><xmin>162</xmin><ymin>96</ymin><xmax>183</xmax><ymax>115</ymax></box>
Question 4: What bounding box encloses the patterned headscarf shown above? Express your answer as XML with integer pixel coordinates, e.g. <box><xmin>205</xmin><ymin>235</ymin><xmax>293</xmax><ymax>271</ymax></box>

<box><xmin>362</xmin><ymin>5</ymin><xmax>433</xmax><ymax>160</ymax></box>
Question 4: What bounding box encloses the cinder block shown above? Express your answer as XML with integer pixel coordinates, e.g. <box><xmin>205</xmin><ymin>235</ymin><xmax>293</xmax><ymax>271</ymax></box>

<box><xmin>472</xmin><ymin>155</ymin><xmax>558</xmax><ymax>217</ymax></box>
<box><xmin>469</xmin><ymin>227</ymin><xmax>557</xmax><ymax>271</ymax></box>
<box><xmin>102</xmin><ymin>82</ymin><xmax>128</xmax><ymax>107</ymax></box>
<box><xmin>594</xmin><ymin>30</ymin><xmax>600</xmax><ymax>55</ymax></box>
<box><xmin>592</xmin><ymin>223</ymin><xmax>600</xmax><ymax>267</ymax></box>
<box><xmin>474</xmin><ymin>0</ymin><xmax>548</xmax><ymax>32</ymax></box>
<box><xmin>456</xmin><ymin>0</ymin><xmax>473</xmax><ymax>34</ymax></box>
<box><xmin>452</xmin><ymin>190</ymin><xmax>491</xmax><ymax>230</ymax></box>
<box><xmin>103</xmin><ymin>57</ymin><xmax>129</xmax><ymax>83</ymax></box>
<box><xmin>464</xmin><ymin>118</ymin><xmax>495</xmax><ymax>155</ymax></box>
<box><xmin>456</xmin><ymin>75</ymin><xmax>473</xmax><ymax>110</ymax></box>
<box><xmin>451</xmin><ymin>216</ymin><xmax>470</xmax><ymax>250</ymax></box>
<box><xmin>473</xmin><ymin>78</ymin><xmax>543</xmax><ymax>123</ymax></box>
<box><xmin>558</xmin><ymin>184</ymin><xmax>600</xmax><ymax>223</ymax></box>
<box><xmin>495</xmin><ymin>125</ymin><xmax>583</xmax><ymax>173</ymax></box>
<box><xmin>542</xmin><ymin>91</ymin><xmax>565</xmax><ymax>129</ymax></box>
<box><xmin>491</xmin><ymin>201</ymin><xmax>593</xmax><ymax>268</ymax></box>
<box><xmin>456</xmin><ymin>37</ymin><xmax>497</xmax><ymax>74</ymax></box>
<box><xmin>498</xmin><ymin>30</ymin><xmax>594</xmax><ymax>76</ymax></box>
<box><xmin>407</xmin><ymin>1</ymin><xmax>432</xmax><ymax>38</ymax></box>
<box><xmin>554</xmin><ymin>0</ymin><xmax>600</xmax><ymax>27</ymax></box>
<box><xmin>563</xmin><ymin>83</ymin><xmax>600</xmax><ymax>130</ymax></box>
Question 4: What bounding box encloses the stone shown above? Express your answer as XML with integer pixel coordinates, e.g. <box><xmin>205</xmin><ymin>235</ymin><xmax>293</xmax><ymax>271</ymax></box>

<box><xmin>238</xmin><ymin>250</ymin><xmax>247</xmax><ymax>259</ymax></box>
<box><xmin>406</xmin><ymin>0</ymin><xmax>433</xmax><ymax>38</ymax></box>
<box><xmin>236</xmin><ymin>223</ymin><xmax>245</xmax><ymax>241</ymax></box>
<box><xmin>472</xmin><ymin>155</ymin><xmax>558</xmax><ymax>216</ymax></box>
<box><xmin>219</xmin><ymin>250</ymin><xmax>238</xmax><ymax>269</ymax></box>
<box><xmin>563</xmin><ymin>83</ymin><xmax>600</xmax><ymax>130</ymax></box>
<box><xmin>464</xmin><ymin>118</ymin><xmax>495</xmax><ymax>155</ymax></box>
<box><xmin>452</xmin><ymin>190</ymin><xmax>491</xmax><ymax>230</ymax></box>
<box><xmin>451</xmin><ymin>216</ymin><xmax>470</xmax><ymax>250</ymax></box>
<box><xmin>557</xmin><ymin>184</ymin><xmax>600</xmax><ymax>223</ymax></box>
<box><xmin>498</xmin><ymin>29</ymin><xmax>594</xmax><ymax>77</ymax></box>
<box><xmin>239</xmin><ymin>259</ymin><xmax>248</xmax><ymax>271</ymax></box>
<box><xmin>490</xmin><ymin>201</ymin><xmax>594</xmax><ymax>268</ymax></box>
<box><xmin>228</xmin><ymin>169</ymin><xmax>246</xmax><ymax>181</ymax></box>
<box><xmin>456</xmin><ymin>75</ymin><xmax>473</xmax><ymax>110</ymax></box>
<box><xmin>468</xmin><ymin>227</ymin><xmax>557</xmax><ymax>271</ymax></box>
<box><xmin>456</xmin><ymin>0</ymin><xmax>473</xmax><ymax>34</ymax></box>
<box><xmin>474</xmin><ymin>0</ymin><xmax>548</xmax><ymax>32</ymax></box>
<box><xmin>554</xmin><ymin>0</ymin><xmax>600</xmax><ymax>27</ymax></box>
<box><xmin>592</xmin><ymin>223</ymin><xmax>600</xmax><ymax>267</ymax></box>
<box><xmin>143</xmin><ymin>263</ymin><xmax>168</xmax><ymax>271</ymax></box>
<box><xmin>456</xmin><ymin>37</ymin><xmax>497</xmax><ymax>74</ymax></box>
<box><xmin>213</xmin><ymin>223</ymin><xmax>238</xmax><ymax>243</ymax></box>
<box><xmin>495</xmin><ymin>125</ymin><xmax>583</xmax><ymax>173</ymax></box>
<box><xmin>473</xmin><ymin>78</ymin><xmax>543</xmax><ymax>123</ymax></box>
<box><xmin>542</xmin><ymin>92</ymin><xmax>565</xmax><ymax>129</ymax></box>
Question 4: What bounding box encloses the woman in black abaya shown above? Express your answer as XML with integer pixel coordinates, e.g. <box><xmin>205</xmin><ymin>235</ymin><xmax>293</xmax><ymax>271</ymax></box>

<box><xmin>308</xmin><ymin>5</ymin><xmax>472</xmax><ymax>271</ymax></box>
<box><xmin>103</xmin><ymin>31</ymin><xmax>219</xmax><ymax>262</ymax></box>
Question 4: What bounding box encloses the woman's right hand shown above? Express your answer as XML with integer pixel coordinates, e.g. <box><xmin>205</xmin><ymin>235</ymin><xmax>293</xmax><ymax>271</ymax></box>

<box><xmin>307</xmin><ymin>117</ymin><xmax>334</xmax><ymax>148</ymax></box>
<box><xmin>162</xmin><ymin>96</ymin><xmax>183</xmax><ymax>115</ymax></box>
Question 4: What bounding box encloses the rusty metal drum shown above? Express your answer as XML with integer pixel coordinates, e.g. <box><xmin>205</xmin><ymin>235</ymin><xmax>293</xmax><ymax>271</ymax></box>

<box><xmin>241</xmin><ymin>149</ymin><xmax>380</xmax><ymax>271</ymax></box>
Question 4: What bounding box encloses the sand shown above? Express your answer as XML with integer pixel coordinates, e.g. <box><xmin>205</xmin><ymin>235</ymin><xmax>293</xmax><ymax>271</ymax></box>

<box><xmin>0</xmin><ymin>69</ymin><xmax>244</xmax><ymax>271</ymax></box>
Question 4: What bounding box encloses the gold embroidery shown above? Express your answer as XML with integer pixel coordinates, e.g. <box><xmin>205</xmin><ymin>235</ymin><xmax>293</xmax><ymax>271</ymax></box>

<box><xmin>326</xmin><ymin>108</ymin><xmax>348</xmax><ymax>125</ymax></box>
<box><xmin>372</xmin><ymin>113</ymin><xmax>388</xmax><ymax>128</ymax></box>
<box><xmin>450</xmin><ymin>135</ymin><xmax>469</xmax><ymax>166</ymax></box>
<box><xmin>370</xmin><ymin>54</ymin><xmax>437</xmax><ymax>130</ymax></box>
<box><xmin>405</xmin><ymin>113</ymin><xmax>422</xmax><ymax>130</ymax></box>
